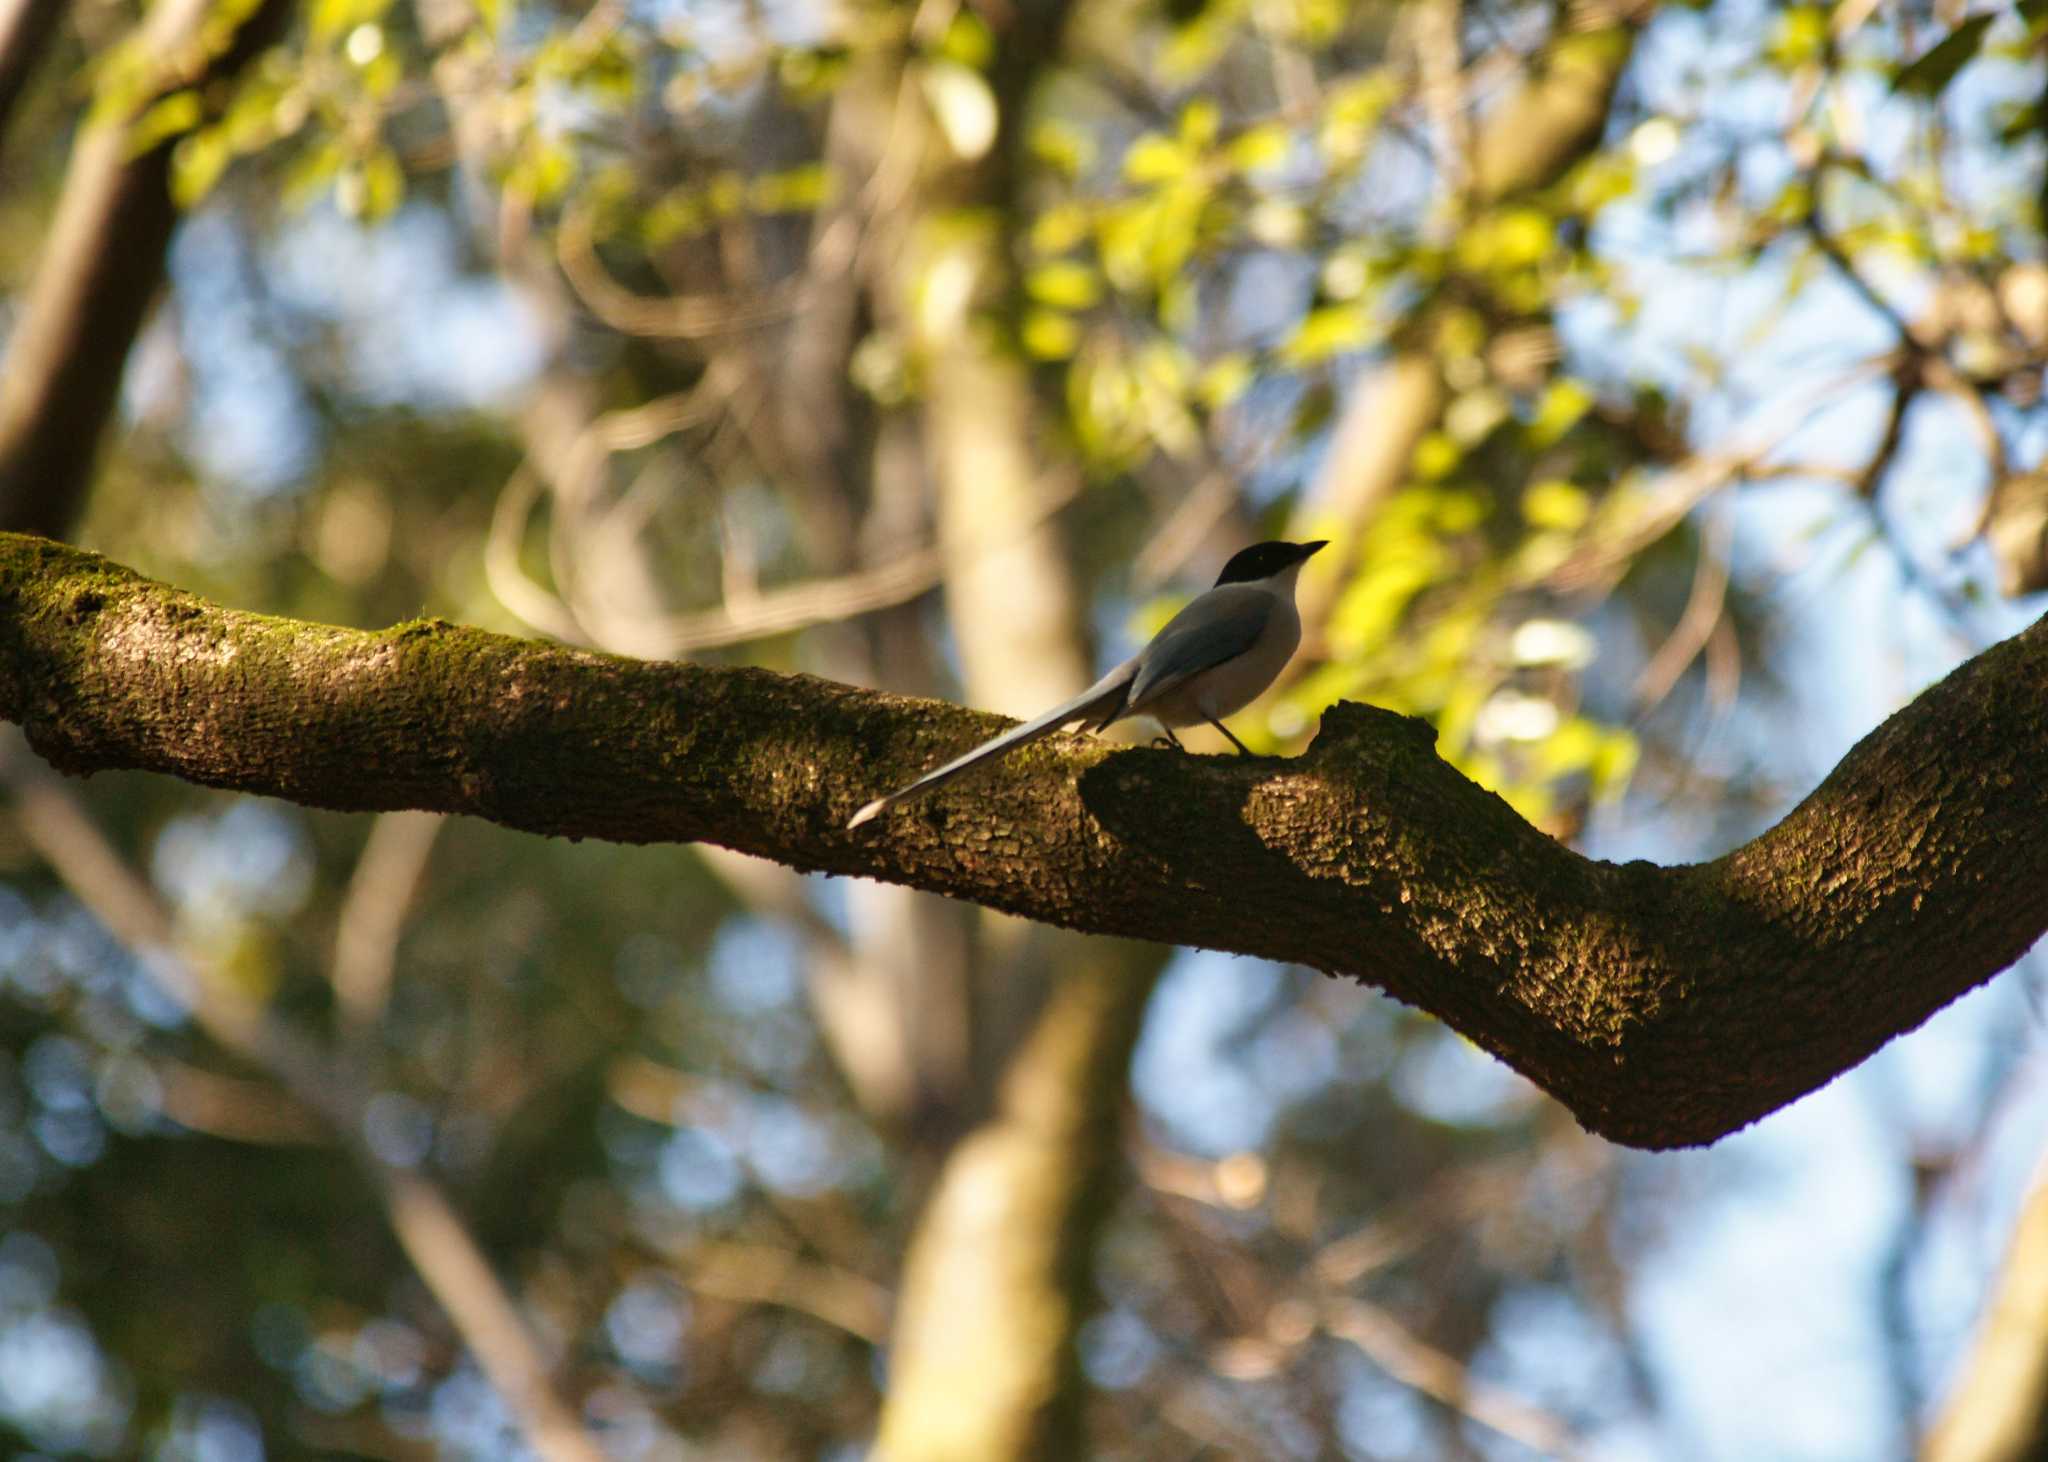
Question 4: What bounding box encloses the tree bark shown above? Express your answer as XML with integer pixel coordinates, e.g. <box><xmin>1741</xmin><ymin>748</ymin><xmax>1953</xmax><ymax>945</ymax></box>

<box><xmin>5</xmin><ymin>531</ymin><xmax>2047</xmax><ymax>1149</ymax></box>
<box><xmin>876</xmin><ymin>949</ymin><xmax>1155</xmax><ymax>1460</ymax></box>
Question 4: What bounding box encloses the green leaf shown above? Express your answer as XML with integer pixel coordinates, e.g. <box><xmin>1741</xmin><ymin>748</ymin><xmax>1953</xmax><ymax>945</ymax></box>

<box><xmin>1025</xmin><ymin>260</ymin><xmax>1102</xmax><ymax>310</ymax></box>
<box><xmin>643</xmin><ymin>189</ymin><xmax>706</xmax><ymax>244</ymax></box>
<box><xmin>1123</xmin><ymin>133</ymin><xmax>1189</xmax><ymax>184</ymax></box>
<box><xmin>936</xmin><ymin>12</ymin><xmax>994</xmax><ymax>68</ymax></box>
<box><xmin>127</xmin><ymin>90</ymin><xmax>204</xmax><ymax>157</ymax></box>
<box><xmin>1522</xmin><ymin>479</ymin><xmax>1591</xmax><ymax>531</ymax></box>
<box><xmin>1178</xmin><ymin>98</ymin><xmax>1220</xmax><ymax>149</ymax></box>
<box><xmin>1534</xmin><ymin>717</ymin><xmax>1603</xmax><ymax>779</ymax></box>
<box><xmin>1196</xmin><ymin>354</ymin><xmax>1252</xmax><ymax>410</ymax></box>
<box><xmin>1319</xmin><ymin>74</ymin><xmax>1396</xmax><ymax>163</ymax></box>
<box><xmin>504</xmin><ymin>137</ymin><xmax>576</xmax><ymax>207</ymax></box>
<box><xmin>1410</xmin><ymin>431</ymin><xmax>1461</xmax><ymax>480</ymax></box>
<box><xmin>1528</xmin><ymin>378</ymin><xmax>1594</xmax><ymax>448</ymax></box>
<box><xmin>359</xmin><ymin>146</ymin><xmax>405</xmax><ymax>221</ymax></box>
<box><xmin>1589</xmin><ymin>729</ymin><xmax>1640</xmax><ymax>803</ymax></box>
<box><xmin>1893</xmin><ymin>13</ymin><xmax>1998</xmax><ymax>96</ymax></box>
<box><xmin>1029</xmin><ymin>120</ymin><xmax>1094</xmax><ymax>179</ymax></box>
<box><xmin>1226</xmin><ymin>122</ymin><xmax>1290</xmax><ymax>174</ymax></box>
<box><xmin>171</xmin><ymin>129</ymin><xmax>233</xmax><ymax>206</ymax></box>
<box><xmin>1278</xmin><ymin>303</ymin><xmax>1369</xmax><ymax>366</ymax></box>
<box><xmin>311</xmin><ymin>0</ymin><xmax>392</xmax><ymax>44</ymax></box>
<box><xmin>750</xmin><ymin>163</ymin><xmax>834</xmax><ymax>213</ymax></box>
<box><xmin>1491</xmin><ymin>207</ymin><xmax>1555</xmax><ymax>268</ymax></box>
<box><xmin>1021</xmin><ymin>310</ymin><xmax>1080</xmax><ymax>359</ymax></box>
<box><xmin>1766</xmin><ymin>5</ymin><xmax>1828</xmax><ymax>68</ymax></box>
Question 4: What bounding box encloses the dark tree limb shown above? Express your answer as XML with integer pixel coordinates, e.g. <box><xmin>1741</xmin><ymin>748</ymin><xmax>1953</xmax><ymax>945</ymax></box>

<box><xmin>5</xmin><ymin>532</ymin><xmax>2046</xmax><ymax>1149</ymax></box>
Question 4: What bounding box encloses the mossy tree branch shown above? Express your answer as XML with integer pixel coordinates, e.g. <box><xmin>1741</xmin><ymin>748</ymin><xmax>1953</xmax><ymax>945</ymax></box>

<box><xmin>5</xmin><ymin>532</ymin><xmax>2046</xmax><ymax>1148</ymax></box>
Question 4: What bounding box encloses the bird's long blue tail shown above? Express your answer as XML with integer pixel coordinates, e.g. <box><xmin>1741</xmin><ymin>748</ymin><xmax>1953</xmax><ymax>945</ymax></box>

<box><xmin>845</xmin><ymin>665</ymin><xmax>1134</xmax><ymax>829</ymax></box>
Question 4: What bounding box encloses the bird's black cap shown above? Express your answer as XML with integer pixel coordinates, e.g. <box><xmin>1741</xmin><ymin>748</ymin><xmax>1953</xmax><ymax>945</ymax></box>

<box><xmin>1213</xmin><ymin>539</ymin><xmax>1328</xmax><ymax>586</ymax></box>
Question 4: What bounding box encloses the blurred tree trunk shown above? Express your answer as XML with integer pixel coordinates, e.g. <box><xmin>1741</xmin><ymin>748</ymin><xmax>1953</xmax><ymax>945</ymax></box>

<box><xmin>884</xmin><ymin>285</ymin><xmax>1168</xmax><ymax>1462</ymax></box>
<box><xmin>1925</xmin><ymin>1157</ymin><xmax>2048</xmax><ymax>1462</ymax></box>
<box><xmin>877</xmin><ymin>953</ymin><xmax>1156</xmax><ymax>1459</ymax></box>
<box><xmin>0</xmin><ymin>0</ymin><xmax>294</xmax><ymax>541</ymax></box>
<box><xmin>858</xmin><ymin>0</ymin><xmax>1173</xmax><ymax>1449</ymax></box>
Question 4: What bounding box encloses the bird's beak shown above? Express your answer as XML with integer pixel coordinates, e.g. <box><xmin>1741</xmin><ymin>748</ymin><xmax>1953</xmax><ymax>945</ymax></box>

<box><xmin>1300</xmin><ymin>540</ymin><xmax>1329</xmax><ymax>560</ymax></box>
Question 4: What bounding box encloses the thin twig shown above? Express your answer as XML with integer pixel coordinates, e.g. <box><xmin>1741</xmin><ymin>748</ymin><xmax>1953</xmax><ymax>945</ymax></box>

<box><xmin>332</xmin><ymin>810</ymin><xmax>444</xmax><ymax>1037</ymax></box>
<box><xmin>1322</xmin><ymin>1296</ymin><xmax>1583</xmax><ymax>1457</ymax></box>
<box><xmin>485</xmin><ymin>463</ymin><xmax>590</xmax><ymax>644</ymax></box>
<box><xmin>1633</xmin><ymin>504</ymin><xmax>1734</xmax><ymax>710</ymax></box>
<box><xmin>659</xmin><ymin>1239</ymin><xmax>892</xmax><ymax>1344</ymax></box>
<box><xmin>556</xmin><ymin>204</ymin><xmax>798</xmax><ymax>340</ymax></box>
<box><xmin>1545</xmin><ymin>356</ymin><xmax>1894</xmax><ymax>595</ymax></box>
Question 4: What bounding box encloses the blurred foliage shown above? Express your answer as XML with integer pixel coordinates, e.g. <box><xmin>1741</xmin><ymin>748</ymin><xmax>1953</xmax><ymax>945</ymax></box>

<box><xmin>1</xmin><ymin>0</ymin><xmax>2046</xmax><ymax>1457</ymax></box>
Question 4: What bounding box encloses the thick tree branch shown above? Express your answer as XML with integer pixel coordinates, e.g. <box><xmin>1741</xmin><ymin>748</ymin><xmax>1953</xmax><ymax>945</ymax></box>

<box><xmin>5</xmin><ymin>532</ymin><xmax>2046</xmax><ymax>1148</ymax></box>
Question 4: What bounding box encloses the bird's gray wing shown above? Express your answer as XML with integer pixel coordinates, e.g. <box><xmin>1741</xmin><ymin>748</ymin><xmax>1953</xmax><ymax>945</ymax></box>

<box><xmin>1123</xmin><ymin>591</ymin><xmax>1272</xmax><ymax>714</ymax></box>
<box><xmin>846</xmin><ymin>659</ymin><xmax>1138</xmax><ymax>828</ymax></box>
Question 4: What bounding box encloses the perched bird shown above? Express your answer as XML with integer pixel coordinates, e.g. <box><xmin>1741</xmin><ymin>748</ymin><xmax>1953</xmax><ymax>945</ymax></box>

<box><xmin>847</xmin><ymin>539</ymin><xmax>1326</xmax><ymax>829</ymax></box>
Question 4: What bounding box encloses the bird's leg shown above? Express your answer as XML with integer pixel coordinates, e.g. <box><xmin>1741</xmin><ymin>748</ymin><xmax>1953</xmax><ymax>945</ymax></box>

<box><xmin>1152</xmin><ymin>726</ymin><xmax>1186</xmax><ymax>751</ymax></box>
<box><xmin>1204</xmin><ymin>716</ymin><xmax>1254</xmax><ymax>756</ymax></box>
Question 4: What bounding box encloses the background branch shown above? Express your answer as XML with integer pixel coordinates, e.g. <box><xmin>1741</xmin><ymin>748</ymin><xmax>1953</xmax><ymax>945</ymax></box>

<box><xmin>0</xmin><ymin>0</ymin><xmax>294</xmax><ymax>539</ymax></box>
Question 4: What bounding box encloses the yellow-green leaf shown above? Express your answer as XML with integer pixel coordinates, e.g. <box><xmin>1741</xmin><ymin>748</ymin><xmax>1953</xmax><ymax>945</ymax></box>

<box><xmin>1589</xmin><ymin>730</ymin><xmax>1640</xmax><ymax>802</ymax></box>
<box><xmin>1528</xmin><ymin>378</ymin><xmax>1594</xmax><ymax>447</ymax></box>
<box><xmin>937</xmin><ymin>12</ymin><xmax>994</xmax><ymax>68</ymax></box>
<box><xmin>127</xmin><ymin>90</ymin><xmax>203</xmax><ymax>157</ymax></box>
<box><xmin>1280</xmin><ymin>303</ymin><xmax>1369</xmax><ymax>366</ymax></box>
<box><xmin>1029</xmin><ymin>120</ymin><xmax>1095</xmax><ymax>178</ymax></box>
<box><xmin>1523</xmin><ymin>479</ymin><xmax>1591</xmax><ymax>531</ymax></box>
<box><xmin>1767</xmin><ymin>6</ymin><xmax>1828</xmax><ymax>69</ymax></box>
<box><xmin>1227</xmin><ymin>121</ymin><xmax>1291</xmax><ymax>175</ymax></box>
<box><xmin>1022</xmin><ymin>310</ymin><xmax>1081</xmax><ymax>359</ymax></box>
<box><xmin>1197</xmin><ymin>354</ymin><xmax>1252</xmax><ymax>410</ymax></box>
<box><xmin>1029</xmin><ymin>202</ymin><xmax>1091</xmax><ymax>255</ymax></box>
<box><xmin>1534</xmin><ymin>717</ymin><xmax>1602</xmax><ymax>778</ymax></box>
<box><xmin>1025</xmin><ymin>260</ymin><xmax>1101</xmax><ymax>310</ymax></box>
<box><xmin>171</xmin><ymin>129</ymin><xmax>233</xmax><ymax>206</ymax></box>
<box><xmin>1179</xmin><ymin>98</ymin><xmax>1221</xmax><ymax>149</ymax></box>
<box><xmin>359</xmin><ymin>145</ymin><xmax>404</xmax><ymax>221</ymax></box>
<box><xmin>1123</xmin><ymin>133</ymin><xmax>1189</xmax><ymax>184</ymax></box>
